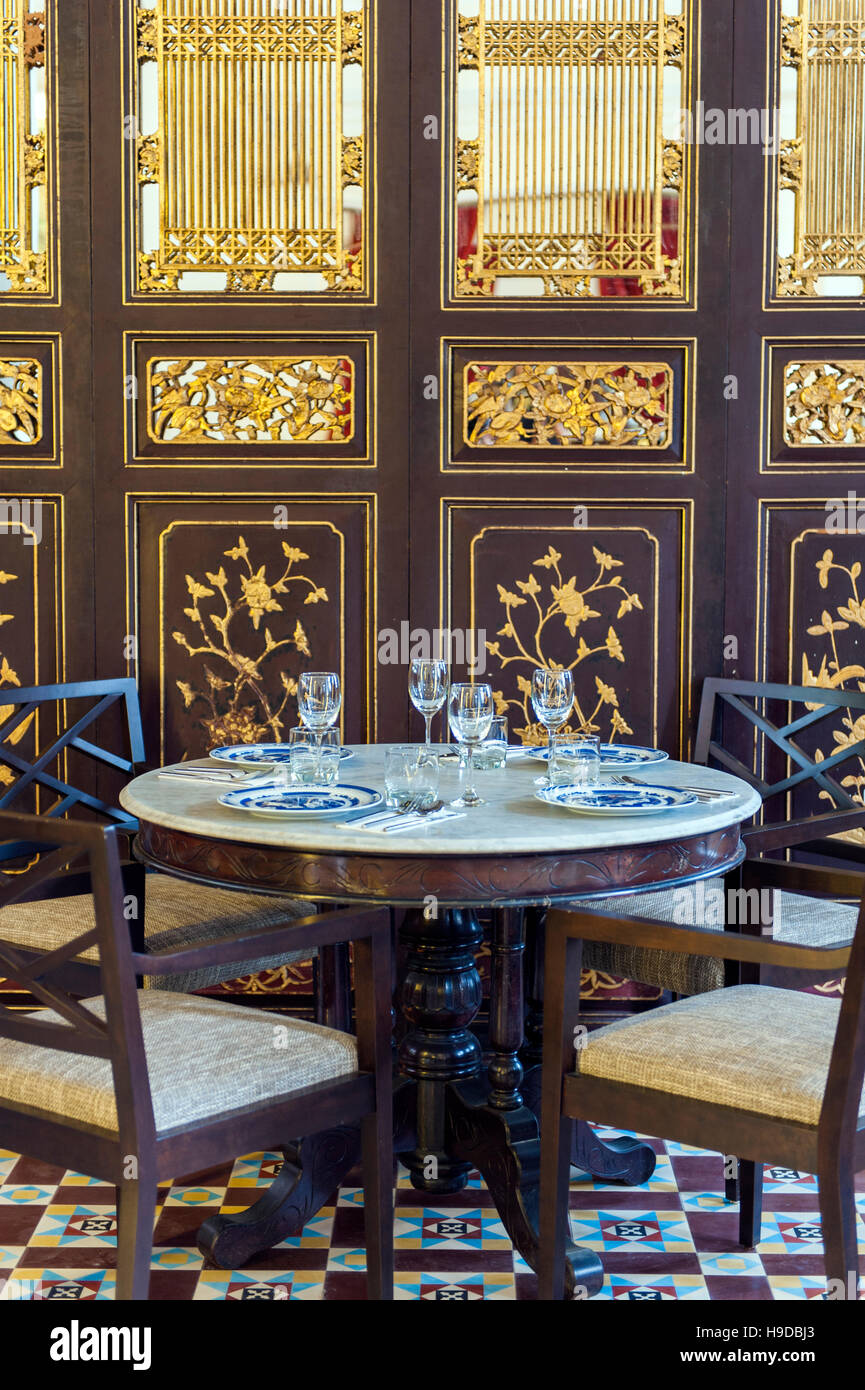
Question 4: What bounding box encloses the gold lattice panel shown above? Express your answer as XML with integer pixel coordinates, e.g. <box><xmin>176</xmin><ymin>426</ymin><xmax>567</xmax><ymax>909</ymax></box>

<box><xmin>777</xmin><ymin>1</ymin><xmax>865</xmax><ymax>297</ymax></box>
<box><xmin>453</xmin><ymin>0</ymin><xmax>690</xmax><ymax>299</ymax></box>
<box><xmin>0</xmin><ymin>2</ymin><xmax>51</xmax><ymax>295</ymax></box>
<box><xmin>131</xmin><ymin>1</ymin><xmax>366</xmax><ymax>295</ymax></box>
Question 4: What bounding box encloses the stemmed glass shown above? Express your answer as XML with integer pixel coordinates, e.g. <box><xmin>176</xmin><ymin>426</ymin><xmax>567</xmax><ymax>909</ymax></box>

<box><xmin>531</xmin><ymin>668</ymin><xmax>575</xmax><ymax>771</ymax></box>
<box><xmin>448</xmin><ymin>682</ymin><xmax>494</xmax><ymax>808</ymax></box>
<box><xmin>297</xmin><ymin>672</ymin><xmax>342</xmax><ymax>756</ymax></box>
<box><xmin>408</xmin><ymin>659</ymin><xmax>448</xmax><ymax>744</ymax></box>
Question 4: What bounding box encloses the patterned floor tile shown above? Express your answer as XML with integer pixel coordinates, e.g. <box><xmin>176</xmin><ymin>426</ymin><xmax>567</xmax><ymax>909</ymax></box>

<box><xmin>568</xmin><ymin>1210</ymin><xmax>695</xmax><ymax>1254</ymax></box>
<box><xmin>394</xmin><ymin>1208</ymin><xmax>511</xmax><ymax>1251</ymax></box>
<box><xmin>598</xmin><ymin>1272</ymin><xmax>708</xmax><ymax>1301</ymax></box>
<box><xmin>150</xmin><ymin>1247</ymin><xmax>204</xmax><ymax>1272</ymax></box>
<box><xmin>394</xmin><ymin>1272</ymin><xmax>515</xmax><ymax>1301</ymax></box>
<box><xmin>29</xmin><ymin>1205</ymin><xmax>119</xmax><ymax>1248</ymax></box>
<box><xmin>763</xmin><ymin>1166</ymin><xmax>819</xmax><ymax>1196</ymax></box>
<box><xmin>228</xmin><ymin>1153</ymin><xmax>286</xmax><ymax>1188</ymax></box>
<box><xmin>194</xmin><ymin>1270</ymin><xmax>325</xmax><ymax>1300</ymax></box>
<box><xmin>0</xmin><ymin>1268</ymin><xmax>116</xmax><ymax>1300</ymax></box>
<box><xmin>161</xmin><ymin>1186</ymin><xmax>227</xmax><ymax>1209</ymax></box>
<box><xmin>698</xmin><ymin>1251</ymin><xmax>765</xmax><ymax>1277</ymax></box>
<box><xmin>0</xmin><ymin>1185</ymin><xmax>56</xmax><ymax>1206</ymax></box>
<box><xmin>756</xmin><ymin>1211</ymin><xmax>864</xmax><ymax>1256</ymax></box>
<box><xmin>680</xmin><ymin>1191</ymin><xmax>735</xmax><ymax>1214</ymax></box>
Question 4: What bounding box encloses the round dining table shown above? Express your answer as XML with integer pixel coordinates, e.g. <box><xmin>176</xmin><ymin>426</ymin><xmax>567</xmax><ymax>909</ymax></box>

<box><xmin>120</xmin><ymin>746</ymin><xmax>762</xmax><ymax>1295</ymax></box>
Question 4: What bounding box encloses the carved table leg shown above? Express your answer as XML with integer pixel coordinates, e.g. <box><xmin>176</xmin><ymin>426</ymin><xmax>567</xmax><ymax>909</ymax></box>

<box><xmin>488</xmin><ymin>907</ymin><xmax>526</xmax><ymax>1109</ymax></box>
<box><xmin>397</xmin><ymin>906</ymin><xmax>484</xmax><ymax>1193</ymax></box>
<box><xmin>197</xmin><ymin>1126</ymin><xmax>362</xmax><ymax>1269</ymax></box>
<box><xmin>520</xmin><ymin>906</ymin><xmax>657</xmax><ymax>1187</ymax></box>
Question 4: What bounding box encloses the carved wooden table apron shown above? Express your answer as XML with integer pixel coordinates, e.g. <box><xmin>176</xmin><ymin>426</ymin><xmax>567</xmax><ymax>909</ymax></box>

<box><xmin>121</xmin><ymin>750</ymin><xmax>761</xmax><ymax>1296</ymax></box>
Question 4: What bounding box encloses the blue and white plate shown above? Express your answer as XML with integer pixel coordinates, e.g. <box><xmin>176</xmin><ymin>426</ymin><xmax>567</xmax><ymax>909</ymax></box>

<box><xmin>218</xmin><ymin>782</ymin><xmax>383</xmax><ymax>820</ymax></box>
<box><xmin>535</xmin><ymin>784</ymin><xmax>698</xmax><ymax>817</ymax></box>
<box><xmin>210</xmin><ymin>742</ymin><xmax>354</xmax><ymax>770</ymax></box>
<box><xmin>524</xmin><ymin>743</ymin><xmax>668</xmax><ymax>771</ymax></box>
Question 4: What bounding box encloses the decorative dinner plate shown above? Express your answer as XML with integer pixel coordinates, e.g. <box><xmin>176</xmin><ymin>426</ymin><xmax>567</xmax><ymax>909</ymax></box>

<box><xmin>534</xmin><ymin>784</ymin><xmax>697</xmax><ymax>816</ymax></box>
<box><xmin>210</xmin><ymin>742</ymin><xmax>354</xmax><ymax>769</ymax></box>
<box><xmin>218</xmin><ymin>783</ymin><xmax>383</xmax><ymax>820</ymax></box>
<box><xmin>524</xmin><ymin>743</ymin><xmax>669</xmax><ymax>770</ymax></box>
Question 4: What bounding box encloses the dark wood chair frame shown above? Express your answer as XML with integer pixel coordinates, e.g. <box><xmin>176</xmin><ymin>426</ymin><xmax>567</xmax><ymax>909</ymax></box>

<box><xmin>0</xmin><ymin>677</ymin><xmax>353</xmax><ymax>1016</ymax></box>
<box><xmin>538</xmin><ymin>901</ymin><xmax>860</xmax><ymax>1301</ymax></box>
<box><xmin>0</xmin><ymin>811</ymin><xmax>394</xmax><ymax>1300</ymax></box>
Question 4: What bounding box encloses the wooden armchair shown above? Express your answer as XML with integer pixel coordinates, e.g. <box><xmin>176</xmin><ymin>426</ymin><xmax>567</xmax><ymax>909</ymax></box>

<box><xmin>580</xmin><ymin>679</ymin><xmax>865</xmax><ymax>997</ymax></box>
<box><xmin>0</xmin><ymin>679</ymin><xmax>317</xmax><ymax>996</ymax></box>
<box><xmin>0</xmin><ymin>811</ymin><xmax>393</xmax><ymax>1300</ymax></box>
<box><xmin>538</xmin><ymin>900</ymin><xmax>859</xmax><ymax>1301</ymax></box>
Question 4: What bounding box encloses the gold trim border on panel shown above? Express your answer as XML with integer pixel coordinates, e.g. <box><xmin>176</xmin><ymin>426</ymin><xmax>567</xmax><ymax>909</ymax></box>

<box><xmin>123</xmin><ymin>332</ymin><xmax>375</xmax><ymax>467</ymax></box>
<box><xmin>442</xmin><ymin>336</ymin><xmax>696</xmax><ymax>474</ymax></box>
<box><xmin>440</xmin><ymin>497</ymin><xmax>694</xmax><ymax>757</ymax></box>
<box><xmin>0</xmin><ymin>333</ymin><xmax>61</xmax><ymax>467</ymax></box>
<box><xmin>0</xmin><ymin>493</ymin><xmax>64</xmax><ymax>687</ymax></box>
<box><xmin>124</xmin><ymin>491</ymin><xmax>378</xmax><ymax>757</ymax></box>
<box><xmin>762</xmin><ymin>338</ymin><xmax>865</xmax><ymax>471</ymax></box>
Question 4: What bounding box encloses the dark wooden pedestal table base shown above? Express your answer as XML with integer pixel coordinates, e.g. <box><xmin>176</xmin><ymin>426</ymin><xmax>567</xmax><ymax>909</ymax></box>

<box><xmin>121</xmin><ymin>749</ymin><xmax>760</xmax><ymax>1296</ymax></box>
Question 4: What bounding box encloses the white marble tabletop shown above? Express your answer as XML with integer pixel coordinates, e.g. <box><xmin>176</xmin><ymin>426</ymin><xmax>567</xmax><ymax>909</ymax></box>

<box><xmin>119</xmin><ymin>745</ymin><xmax>763</xmax><ymax>859</ymax></box>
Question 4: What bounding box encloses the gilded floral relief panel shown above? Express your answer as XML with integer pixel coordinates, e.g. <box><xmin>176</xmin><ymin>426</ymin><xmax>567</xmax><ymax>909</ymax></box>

<box><xmin>444</xmin><ymin>501</ymin><xmax>691</xmax><ymax>756</ymax></box>
<box><xmin>132</xmin><ymin>497</ymin><xmax>373</xmax><ymax>763</ymax></box>
<box><xmin>126</xmin><ymin>334</ymin><xmax>370</xmax><ymax>465</ymax></box>
<box><xmin>767</xmin><ymin>342</ymin><xmax>865</xmax><ymax>469</ymax></box>
<box><xmin>447</xmin><ymin>342</ymin><xmax>689</xmax><ymax>470</ymax></box>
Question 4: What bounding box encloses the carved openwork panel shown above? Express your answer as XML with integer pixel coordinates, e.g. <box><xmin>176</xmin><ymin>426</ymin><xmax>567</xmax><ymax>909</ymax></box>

<box><xmin>129</xmin><ymin>0</ymin><xmax>368</xmax><ymax>296</ymax></box>
<box><xmin>452</xmin><ymin>0</ymin><xmax>692</xmax><ymax>301</ymax></box>
<box><xmin>0</xmin><ymin>1</ymin><xmax>53</xmax><ymax>297</ymax></box>
<box><xmin>776</xmin><ymin>1</ymin><xmax>865</xmax><ymax>300</ymax></box>
<box><xmin>126</xmin><ymin>334</ymin><xmax>370</xmax><ymax>464</ymax></box>
<box><xmin>765</xmin><ymin>341</ymin><xmax>865</xmax><ymax>469</ymax></box>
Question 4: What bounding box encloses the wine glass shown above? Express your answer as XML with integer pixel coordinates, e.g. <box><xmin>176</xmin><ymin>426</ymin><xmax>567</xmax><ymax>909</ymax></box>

<box><xmin>409</xmin><ymin>659</ymin><xmax>448</xmax><ymax>744</ymax></box>
<box><xmin>531</xmin><ymin>668</ymin><xmax>575</xmax><ymax>772</ymax></box>
<box><xmin>448</xmin><ymin>682</ymin><xmax>494</xmax><ymax>808</ymax></box>
<box><xmin>297</xmin><ymin>672</ymin><xmax>342</xmax><ymax>755</ymax></box>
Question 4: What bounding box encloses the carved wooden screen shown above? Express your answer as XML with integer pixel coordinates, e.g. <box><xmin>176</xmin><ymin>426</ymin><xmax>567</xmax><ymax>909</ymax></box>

<box><xmin>729</xmin><ymin>0</ymin><xmax>865</xmax><ymax>893</ymax></box>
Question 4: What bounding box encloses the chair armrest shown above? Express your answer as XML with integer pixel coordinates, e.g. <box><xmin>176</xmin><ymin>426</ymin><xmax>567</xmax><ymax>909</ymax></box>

<box><xmin>545</xmin><ymin>906</ymin><xmax>852</xmax><ymax>972</ymax></box>
<box><xmin>130</xmin><ymin>904</ymin><xmax>390</xmax><ymax>977</ymax></box>
<box><xmin>742</xmin><ymin>857</ymin><xmax>865</xmax><ymax>900</ymax></box>
<box><xmin>744</xmin><ymin>807</ymin><xmax>865</xmax><ymax>854</ymax></box>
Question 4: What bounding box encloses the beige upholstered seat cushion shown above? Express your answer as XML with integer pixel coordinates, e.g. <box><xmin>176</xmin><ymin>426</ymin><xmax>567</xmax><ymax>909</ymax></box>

<box><xmin>0</xmin><ymin>875</ymin><xmax>314</xmax><ymax>992</ymax></box>
<box><xmin>576</xmin><ymin>984</ymin><xmax>850</xmax><ymax>1127</ymax></box>
<box><xmin>580</xmin><ymin>882</ymin><xmax>856</xmax><ymax>995</ymax></box>
<box><xmin>0</xmin><ymin>992</ymin><xmax>357</xmax><ymax>1134</ymax></box>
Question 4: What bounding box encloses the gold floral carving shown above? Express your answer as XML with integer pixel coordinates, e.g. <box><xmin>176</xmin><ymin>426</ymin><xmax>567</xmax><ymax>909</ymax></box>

<box><xmin>148</xmin><ymin>357</ymin><xmax>354</xmax><ymax>446</ymax></box>
<box><xmin>0</xmin><ymin>567</ymin><xmax>22</xmax><ymax>789</ymax></box>
<box><xmin>781</xmin><ymin>14</ymin><xmax>804</xmax><ymax>69</ymax></box>
<box><xmin>137</xmin><ymin>134</ymin><xmax>160</xmax><ymax>184</ymax></box>
<box><xmin>456</xmin><ymin>140</ymin><xmax>480</xmax><ymax>191</ymax></box>
<box><xmin>464</xmin><ymin>362</ymin><xmax>672</xmax><ymax>450</ymax></box>
<box><xmin>779</xmin><ymin>137</ymin><xmax>803</xmax><ymax>192</ymax></box>
<box><xmin>0</xmin><ymin>359</ymin><xmax>41</xmax><ymax>445</ymax></box>
<box><xmin>485</xmin><ymin>543</ymin><xmax>642</xmax><ymax>744</ymax></box>
<box><xmin>802</xmin><ymin>549</ymin><xmax>865</xmax><ymax>850</ymax></box>
<box><xmin>341</xmin><ymin>137</ymin><xmax>363</xmax><ymax>188</ymax></box>
<box><xmin>784</xmin><ymin>362</ymin><xmax>865</xmax><ymax>447</ymax></box>
<box><xmin>172</xmin><ymin>534</ymin><xmax>329</xmax><ymax>749</ymax></box>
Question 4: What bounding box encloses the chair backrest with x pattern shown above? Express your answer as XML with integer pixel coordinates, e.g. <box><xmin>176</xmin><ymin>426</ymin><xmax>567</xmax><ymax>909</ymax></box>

<box><xmin>694</xmin><ymin>679</ymin><xmax>865</xmax><ymax>816</ymax></box>
<box><xmin>0</xmin><ymin>811</ymin><xmax>155</xmax><ymax>1149</ymax></box>
<box><xmin>0</xmin><ymin>679</ymin><xmax>145</xmax><ymax>865</ymax></box>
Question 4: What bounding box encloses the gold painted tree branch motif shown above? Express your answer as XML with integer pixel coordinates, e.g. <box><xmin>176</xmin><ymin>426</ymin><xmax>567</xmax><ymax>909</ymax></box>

<box><xmin>0</xmin><ymin>359</ymin><xmax>41</xmax><ymax>445</ymax></box>
<box><xmin>485</xmin><ymin>543</ymin><xmax>642</xmax><ymax>743</ymax></box>
<box><xmin>802</xmin><ymin>548</ymin><xmax>865</xmax><ymax>845</ymax></box>
<box><xmin>172</xmin><ymin>534</ymin><xmax>329</xmax><ymax>750</ymax></box>
<box><xmin>148</xmin><ymin>357</ymin><xmax>354</xmax><ymax>445</ymax></box>
<box><xmin>0</xmin><ymin>566</ymin><xmax>22</xmax><ymax>787</ymax></box>
<box><xmin>464</xmin><ymin>362</ymin><xmax>672</xmax><ymax>450</ymax></box>
<box><xmin>784</xmin><ymin>362</ymin><xmax>865</xmax><ymax>446</ymax></box>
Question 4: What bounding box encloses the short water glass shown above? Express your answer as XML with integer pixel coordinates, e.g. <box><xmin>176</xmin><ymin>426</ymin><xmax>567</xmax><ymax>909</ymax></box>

<box><xmin>476</xmin><ymin>715</ymin><xmax>508</xmax><ymax>770</ymax></box>
<box><xmin>289</xmin><ymin>727</ymin><xmax>339</xmax><ymax>786</ymax></box>
<box><xmin>384</xmin><ymin>745</ymin><xmax>439</xmax><ymax>810</ymax></box>
<box><xmin>550</xmin><ymin>735</ymin><xmax>601</xmax><ymax>790</ymax></box>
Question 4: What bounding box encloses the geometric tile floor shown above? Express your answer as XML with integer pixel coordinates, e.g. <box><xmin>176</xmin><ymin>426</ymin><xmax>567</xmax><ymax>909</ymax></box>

<box><xmin>1</xmin><ymin>1126</ymin><xmax>862</xmax><ymax>1300</ymax></box>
